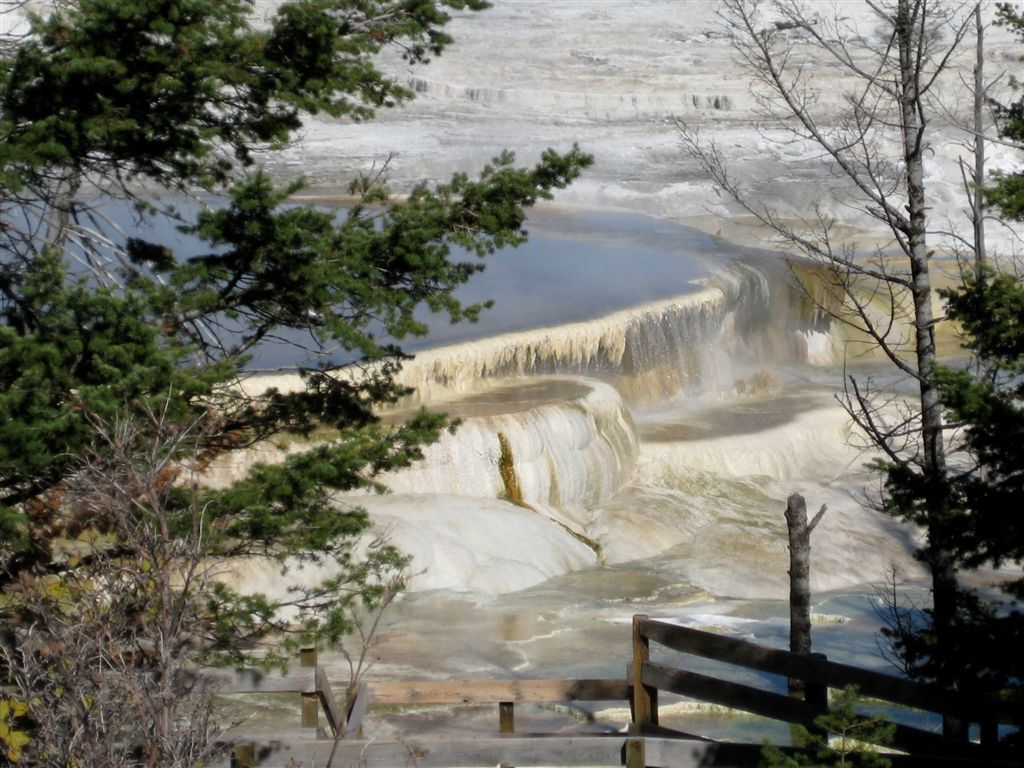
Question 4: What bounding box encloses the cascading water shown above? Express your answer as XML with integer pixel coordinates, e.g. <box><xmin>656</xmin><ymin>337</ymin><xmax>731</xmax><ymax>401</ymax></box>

<box><xmin>215</xmin><ymin>0</ymin><xmax>1018</xmax><ymax>740</ymax></box>
<box><xmin>222</xmin><ymin>247</ymin><xmax>911</xmax><ymax>605</ymax></box>
<box><xmin>378</xmin><ymin>378</ymin><xmax>638</xmax><ymax>514</ymax></box>
<box><xmin>212</xmin><ymin>210</ymin><xmax>933</xmax><ymax>743</ymax></box>
<box><xmin>350</xmin><ymin>241</ymin><xmax>930</xmax><ymax>607</ymax></box>
<box><xmin>395</xmin><ymin>259</ymin><xmax>831</xmax><ymax>405</ymax></box>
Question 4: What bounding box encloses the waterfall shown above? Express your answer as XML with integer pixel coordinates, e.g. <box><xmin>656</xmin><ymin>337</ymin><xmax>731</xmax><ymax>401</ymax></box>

<box><xmin>378</xmin><ymin>378</ymin><xmax>639</xmax><ymax>518</ymax></box>
<box><xmin>396</xmin><ymin>260</ymin><xmax>836</xmax><ymax>404</ymax></box>
<box><xmin>237</xmin><ymin>260</ymin><xmax>841</xmax><ymax>407</ymax></box>
<box><xmin>215</xmin><ymin>256</ymin><xmax>900</xmax><ymax>600</ymax></box>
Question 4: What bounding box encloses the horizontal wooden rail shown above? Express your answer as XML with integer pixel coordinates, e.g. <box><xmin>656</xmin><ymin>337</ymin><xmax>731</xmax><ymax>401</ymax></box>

<box><xmin>208</xmin><ymin>630</ymin><xmax>1022</xmax><ymax>767</ymax></box>
<box><xmin>366</xmin><ymin>678</ymin><xmax>629</xmax><ymax>706</ymax></box>
<box><xmin>638</xmin><ymin>617</ymin><xmax>1016</xmax><ymax>722</ymax></box>
<box><xmin>194</xmin><ymin>664</ymin><xmax>343</xmax><ymax>736</ymax></box>
<box><xmin>196</xmin><ymin>652</ymin><xmax>347</xmax><ymax>763</ymax></box>
<box><xmin>207</xmin><ymin>661</ymin><xmax>1019</xmax><ymax>767</ymax></box>
<box><xmin>642</xmin><ymin>662</ymin><xmax>822</xmax><ymax>728</ymax></box>
<box><xmin>631</xmin><ymin>615</ymin><xmax>1024</xmax><ymax>764</ymax></box>
<box><xmin>213</xmin><ymin>671</ymin><xmax>630</xmax><ymax>755</ymax></box>
<box><xmin>225</xmin><ymin>734</ymin><xmax>626</xmax><ymax>768</ymax></box>
<box><xmin>353</xmin><ymin>678</ymin><xmax>631</xmax><ymax>740</ymax></box>
<box><xmin>192</xmin><ymin>661</ymin><xmax>345</xmax><ymax>737</ymax></box>
<box><xmin>193</xmin><ymin>667</ymin><xmax>315</xmax><ymax>695</ymax></box>
<box><xmin>643</xmin><ymin>662</ymin><xmax>990</xmax><ymax>761</ymax></box>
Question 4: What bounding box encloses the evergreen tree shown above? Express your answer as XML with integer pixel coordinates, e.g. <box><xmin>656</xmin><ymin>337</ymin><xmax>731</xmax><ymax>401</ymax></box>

<box><xmin>760</xmin><ymin>687</ymin><xmax>894</xmax><ymax>768</ymax></box>
<box><xmin>941</xmin><ymin>278</ymin><xmax>1024</xmax><ymax>595</ymax></box>
<box><xmin>878</xmin><ymin>269</ymin><xmax>1024</xmax><ymax>735</ymax></box>
<box><xmin>873</xmin><ymin>0</ymin><xmax>1024</xmax><ymax>719</ymax></box>
<box><xmin>0</xmin><ymin>0</ymin><xmax>591</xmax><ymax>762</ymax></box>
<box><xmin>983</xmin><ymin>4</ymin><xmax>1024</xmax><ymax>220</ymax></box>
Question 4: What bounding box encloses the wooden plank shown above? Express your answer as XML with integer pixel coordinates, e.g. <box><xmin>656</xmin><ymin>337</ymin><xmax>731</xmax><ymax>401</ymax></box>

<box><xmin>366</xmin><ymin>679</ymin><xmax>630</xmax><ymax>706</ymax></box>
<box><xmin>638</xmin><ymin>619</ymin><xmax>1014</xmax><ymax>722</ymax></box>
<box><xmin>644</xmin><ymin>739</ymin><xmax>764</xmax><ymax>768</ymax></box>
<box><xmin>642</xmin><ymin>663</ymin><xmax>995</xmax><ymax>761</ymax></box>
<box><xmin>632</xmin><ymin>614</ymin><xmax>657</xmax><ymax>728</ymax></box>
<box><xmin>235</xmin><ymin>736</ymin><xmax>755</xmax><ymax>768</ymax></box>
<box><xmin>230</xmin><ymin>742</ymin><xmax>255</xmax><ymax>768</ymax></box>
<box><xmin>214</xmin><ymin>735</ymin><xmax>1021</xmax><ymax>768</ymax></box>
<box><xmin>644</xmin><ymin>739</ymin><xmax>1021</xmax><ymax>768</ymax></box>
<box><xmin>804</xmin><ymin>652</ymin><xmax>829</xmax><ymax>737</ymax></box>
<box><xmin>299</xmin><ymin>647</ymin><xmax>317</xmax><ymax>667</ymax></box>
<box><xmin>222</xmin><ymin>735</ymin><xmax>629</xmax><ymax>767</ymax></box>
<box><xmin>195</xmin><ymin>667</ymin><xmax>315</xmax><ymax>695</ymax></box>
<box><xmin>500</xmin><ymin>701</ymin><xmax>515</xmax><ymax>733</ymax></box>
<box><xmin>624</xmin><ymin>736</ymin><xmax>644</xmax><ymax>768</ymax></box>
<box><xmin>300</xmin><ymin>648</ymin><xmax>318</xmax><ymax>730</ymax></box>
<box><xmin>314</xmin><ymin>666</ymin><xmax>342</xmax><ymax>736</ymax></box>
<box><xmin>300</xmin><ymin>694</ymin><xmax>318</xmax><ymax>730</ymax></box>
<box><xmin>342</xmin><ymin>681</ymin><xmax>371</xmax><ymax>740</ymax></box>
<box><xmin>642</xmin><ymin>662</ymin><xmax>820</xmax><ymax>726</ymax></box>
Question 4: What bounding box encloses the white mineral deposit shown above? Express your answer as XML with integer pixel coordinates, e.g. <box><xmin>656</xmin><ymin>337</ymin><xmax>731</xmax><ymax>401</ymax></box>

<box><xmin>204</xmin><ymin>0</ymin><xmax>1018</xmax><ymax>738</ymax></box>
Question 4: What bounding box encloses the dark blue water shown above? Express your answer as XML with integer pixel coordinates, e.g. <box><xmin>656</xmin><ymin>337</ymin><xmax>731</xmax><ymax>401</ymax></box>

<box><xmin>76</xmin><ymin>198</ymin><xmax>732</xmax><ymax>368</ymax></box>
<box><xmin>406</xmin><ymin>206</ymin><xmax>717</xmax><ymax>349</ymax></box>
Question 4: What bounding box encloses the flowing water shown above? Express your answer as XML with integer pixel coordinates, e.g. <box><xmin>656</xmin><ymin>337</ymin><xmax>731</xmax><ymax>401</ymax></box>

<box><xmin>217</xmin><ymin>206</ymin><xmax>938</xmax><ymax>741</ymax></box>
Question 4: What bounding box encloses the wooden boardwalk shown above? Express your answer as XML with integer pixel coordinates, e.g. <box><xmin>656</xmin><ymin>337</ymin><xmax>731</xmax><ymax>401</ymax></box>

<box><xmin>216</xmin><ymin>616</ymin><xmax>1023</xmax><ymax>768</ymax></box>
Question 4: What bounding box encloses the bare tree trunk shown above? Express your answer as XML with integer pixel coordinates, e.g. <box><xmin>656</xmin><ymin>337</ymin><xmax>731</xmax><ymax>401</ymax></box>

<box><xmin>785</xmin><ymin>493</ymin><xmax>826</xmax><ymax>695</ymax></box>
<box><xmin>681</xmin><ymin>1</ymin><xmax>975</xmax><ymax>726</ymax></box>
<box><xmin>42</xmin><ymin>175</ymin><xmax>81</xmax><ymax>255</ymax></box>
<box><xmin>973</xmin><ymin>1</ymin><xmax>987</xmax><ymax>278</ymax></box>
<box><xmin>895</xmin><ymin>0</ymin><xmax>963</xmax><ymax>739</ymax></box>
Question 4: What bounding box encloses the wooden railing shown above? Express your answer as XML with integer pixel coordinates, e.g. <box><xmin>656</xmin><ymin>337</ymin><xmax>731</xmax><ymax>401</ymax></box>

<box><xmin>212</xmin><ymin>618</ymin><xmax>1023</xmax><ymax>767</ymax></box>
<box><xmin>629</xmin><ymin>614</ymin><xmax>1022</xmax><ymax>767</ymax></box>
<box><xmin>205</xmin><ymin>646</ymin><xmax>365</xmax><ymax>766</ymax></box>
<box><xmin>369</xmin><ymin>677</ymin><xmax>630</xmax><ymax>733</ymax></box>
<box><xmin>217</xmin><ymin>665</ymin><xmax>633</xmax><ymax>767</ymax></box>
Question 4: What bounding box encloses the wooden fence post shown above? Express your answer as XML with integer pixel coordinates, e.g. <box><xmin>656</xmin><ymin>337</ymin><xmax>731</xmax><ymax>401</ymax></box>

<box><xmin>625</xmin><ymin>736</ymin><xmax>646</xmax><ymax>768</ymax></box>
<box><xmin>805</xmin><ymin>652</ymin><xmax>829</xmax><ymax>738</ymax></box>
<box><xmin>499</xmin><ymin>701</ymin><xmax>515</xmax><ymax>733</ymax></box>
<box><xmin>980</xmin><ymin>717</ymin><xmax>998</xmax><ymax>748</ymax></box>
<box><xmin>231</xmin><ymin>742</ymin><xmax>255</xmax><ymax>768</ymax></box>
<box><xmin>631</xmin><ymin>614</ymin><xmax>657</xmax><ymax>732</ymax></box>
<box><xmin>300</xmin><ymin>646</ymin><xmax>319</xmax><ymax>732</ymax></box>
